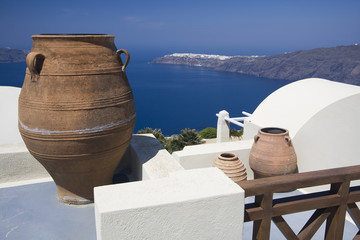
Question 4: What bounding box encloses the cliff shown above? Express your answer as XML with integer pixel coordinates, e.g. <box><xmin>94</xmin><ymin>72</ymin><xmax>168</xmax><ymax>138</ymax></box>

<box><xmin>0</xmin><ymin>47</ymin><xmax>29</xmax><ymax>63</ymax></box>
<box><xmin>152</xmin><ymin>45</ymin><xmax>360</xmax><ymax>85</ymax></box>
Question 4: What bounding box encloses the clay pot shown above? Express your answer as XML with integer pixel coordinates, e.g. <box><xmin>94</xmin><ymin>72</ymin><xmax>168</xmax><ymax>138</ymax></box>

<box><xmin>213</xmin><ymin>152</ymin><xmax>247</xmax><ymax>184</ymax></box>
<box><xmin>249</xmin><ymin>127</ymin><xmax>297</xmax><ymax>179</ymax></box>
<box><xmin>18</xmin><ymin>34</ymin><xmax>136</xmax><ymax>204</ymax></box>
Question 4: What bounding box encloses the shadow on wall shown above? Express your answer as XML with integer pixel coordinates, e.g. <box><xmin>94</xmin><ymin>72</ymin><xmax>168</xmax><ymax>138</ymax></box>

<box><xmin>114</xmin><ymin>134</ymin><xmax>182</xmax><ymax>182</ymax></box>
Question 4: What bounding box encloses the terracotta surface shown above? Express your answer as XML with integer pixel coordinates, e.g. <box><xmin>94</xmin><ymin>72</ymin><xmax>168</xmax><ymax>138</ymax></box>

<box><xmin>249</xmin><ymin>127</ymin><xmax>297</xmax><ymax>179</ymax></box>
<box><xmin>18</xmin><ymin>34</ymin><xmax>136</xmax><ymax>204</ymax></box>
<box><xmin>213</xmin><ymin>152</ymin><xmax>247</xmax><ymax>184</ymax></box>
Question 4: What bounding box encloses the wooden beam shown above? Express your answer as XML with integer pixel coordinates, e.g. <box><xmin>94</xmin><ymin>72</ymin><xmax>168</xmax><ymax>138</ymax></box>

<box><xmin>348</xmin><ymin>186</ymin><xmax>360</xmax><ymax>203</ymax></box>
<box><xmin>245</xmin><ymin>193</ymin><xmax>340</xmax><ymax>221</ymax></box>
<box><xmin>325</xmin><ymin>181</ymin><xmax>350</xmax><ymax>240</ymax></box>
<box><xmin>272</xmin><ymin>216</ymin><xmax>299</xmax><ymax>239</ymax></box>
<box><xmin>347</xmin><ymin>203</ymin><xmax>360</xmax><ymax>229</ymax></box>
<box><xmin>298</xmin><ymin>208</ymin><xmax>331</xmax><ymax>240</ymax></box>
<box><xmin>238</xmin><ymin>165</ymin><xmax>360</xmax><ymax>197</ymax></box>
<box><xmin>252</xmin><ymin>193</ymin><xmax>273</xmax><ymax>240</ymax></box>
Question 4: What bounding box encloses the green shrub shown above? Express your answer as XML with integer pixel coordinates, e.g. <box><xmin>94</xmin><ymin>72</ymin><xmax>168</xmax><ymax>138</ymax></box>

<box><xmin>137</xmin><ymin>127</ymin><xmax>203</xmax><ymax>154</ymax></box>
<box><xmin>137</xmin><ymin>127</ymin><xmax>166</xmax><ymax>145</ymax></box>
<box><xmin>230</xmin><ymin>128</ymin><xmax>243</xmax><ymax>137</ymax></box>
<box><xmin>163</xmin><ymin>135</ymin><xmax>183</xmax><ymax>154</ymax></box>
<box><xmin>199</xmin><ymin>127</ymin><xmax>217</xmax><ymax>139</ymax></box>
<box><xmin>178</xmin><ymin>128</ymin><xmax>203</xmax><ymax>146</ymax></box>
<box><xmin>137</xmin><ymin>127</ymin><xmax>154</xmax><ymax>134</ymax></box>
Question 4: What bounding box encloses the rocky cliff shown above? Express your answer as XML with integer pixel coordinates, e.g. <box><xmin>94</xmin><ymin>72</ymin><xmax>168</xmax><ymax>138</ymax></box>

<box><xmin>0</xmin><ymin>47</ymin><xmax>29</xmax><ymax>63</ymax></box>
<box><xmin>152</xmin><ymin>45</ymin><xmax>360</xmax><ymax>85</ymax></box>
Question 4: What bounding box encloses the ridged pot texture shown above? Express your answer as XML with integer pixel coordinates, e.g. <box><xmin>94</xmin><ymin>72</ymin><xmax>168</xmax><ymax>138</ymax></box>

<box><xmin>249</xmin><ymin>127</ymin><xmax>297</xmax><ymax>179</ymax></box>
<box><xmin>18</xmin><ymin>34</ymin><xmax>136</xmax><ymax>204</ymax></box>
<box><xmin>213</xmin><ymin>152</ymin><xmax>247</xmax><ymax>184</ymax></box>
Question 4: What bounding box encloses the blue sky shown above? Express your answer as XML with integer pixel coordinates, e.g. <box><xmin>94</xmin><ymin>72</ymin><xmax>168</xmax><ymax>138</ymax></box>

<box><xmin>0</xmin><ymin>0</ymin><xmax>359</xmax><ymax>55</ymax></box>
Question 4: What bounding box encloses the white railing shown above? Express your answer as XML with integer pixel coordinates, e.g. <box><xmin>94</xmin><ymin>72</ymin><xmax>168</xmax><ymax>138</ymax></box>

<box><xmin>216</xmin><ymin>110</ymin><xmax>252</xmax><ymax>142</ymax></box>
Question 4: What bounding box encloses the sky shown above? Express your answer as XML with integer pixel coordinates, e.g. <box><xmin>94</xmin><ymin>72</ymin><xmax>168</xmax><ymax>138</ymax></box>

<box><xmin>0</xmin><ymin>0</ymin><xmax>359</xmax><ymax>56</ymax></box>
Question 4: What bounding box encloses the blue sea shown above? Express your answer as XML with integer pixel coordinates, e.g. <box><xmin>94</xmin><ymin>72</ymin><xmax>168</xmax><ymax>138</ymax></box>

<box><xmin>0</xmin><ymin>51</ymin><xmax>293</xmax><ymax>136</ymax></box>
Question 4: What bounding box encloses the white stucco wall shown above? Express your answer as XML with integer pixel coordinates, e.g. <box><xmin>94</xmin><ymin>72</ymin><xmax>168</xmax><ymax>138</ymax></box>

<box><xmin>0</xmin><ymin>86</ymin><xmax>52</xmax><ymax>185</ymax></box>
<box><xmin>294</xmin><ymin>94</ymin><xmax>360</xmax><ymax>172</ymax></box>
<box><xmin>173</xmin><ymin>139</ymin><xmax>254</xmax><ymax>179</ymax></box>
<box><xmin>0</xmin><ymin>143</ymin><xmax>50</xmax><ymax>185</ymax></box>
<box><xmin>94</xmin><ymin>167</ymin><xmax>245</xmax><ymax>240</ymax></box>
<box><xmin>123</xmin><ymin>134</ymin><xmax>184</xmax><ymax>181</ymax></box>
<box><xmin>0</xmin><ymin>86</ymin><xmax>23</xmax><ymax>145</ymax></box>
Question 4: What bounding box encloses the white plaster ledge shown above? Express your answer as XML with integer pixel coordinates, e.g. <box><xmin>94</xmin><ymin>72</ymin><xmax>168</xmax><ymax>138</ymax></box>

<box><xmin>172</xmin><ymin>140</ymin><xmax>253</xmax><ymax>179</ymax></box>
<box><xmin>128</xmin><ymin>134</ymin><xmax>184</xmax><ymax>180</ymax></box>
<box><xmin>94</xmin><ymin>167</ymin><xmax>245</xmax><ymax>240</ymax></box>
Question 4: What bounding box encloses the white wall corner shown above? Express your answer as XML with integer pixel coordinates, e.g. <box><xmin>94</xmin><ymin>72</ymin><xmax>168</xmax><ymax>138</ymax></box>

<box><xmin>121</xmin><ymin>134</ymin><xmax>184</xmax><ymax>181</ymax></box>
<box><xmin>94</xmin><ymin>167</ymin><xmax>245</xmax><ymax>240</ymax></box>
<box><xmin>242</xmin><ymin>119</ymin><xmax>261</xmax><ymax>140</ymax></box>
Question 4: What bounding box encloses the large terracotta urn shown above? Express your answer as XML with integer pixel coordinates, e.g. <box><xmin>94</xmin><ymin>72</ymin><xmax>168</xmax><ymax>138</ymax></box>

<box><xmin>249</xmin><ymin>127</ymin><xmax>297</xmax><ymax>179</ymax></box>
<box><xmin>213</xmin><ymin>152</ymin><xmax>247</xmax><ymax>184</ymax></box>
<box><xmin>18</xmin><ymin>34</ymin><xmax>136</xmax><ymax>204</ymax></box>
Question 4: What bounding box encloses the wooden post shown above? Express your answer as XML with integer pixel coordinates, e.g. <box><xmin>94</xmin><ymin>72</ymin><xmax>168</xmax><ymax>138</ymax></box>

<box><xmin>253</xmin><ymin>193</ymin><xmax>273</xmax><ymax>240</ymax></box>
<box><xmin>325</xmin><ymin>181</ymin><xmax>350</xmax><ymax>239</ymax></box>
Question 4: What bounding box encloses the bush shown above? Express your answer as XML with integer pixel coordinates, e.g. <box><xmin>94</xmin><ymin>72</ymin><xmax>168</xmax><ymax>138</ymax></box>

<box><xmin>137</xmin><ymin>127</ymin><xmax>166</xmax><ymax>145</ymax></box>
<box><xmin>230</xmin><ymin>128</ymin><xmax>243</xmax><ymax>138</ymax></box>
<box><xmin>178</xmin><ymin>128</ymin><xmax>203</xmax><ymax>146</ymax></box>
<box><xmin>137</xmin><ymin>127</ymin><xmax>203</xmax><ymax>154</ymax></box>
<box><xmin>199</xmin><ymin>127</ymin><xmax>217</xmax><ymax>139</ymax></box>
<box><xmin>137</xmin><ymin>127</ymin><xmax>155</xmax><ymax>134</ymax></box>
<box><xmin>164</xmin><ymin>129</ymin><xmax>203</xmax><ymax>153</ymax></box>
<box><xmin>163</xmin><ymin>135</ymin><xmax>183</xmax><ymax>154</ymax></box>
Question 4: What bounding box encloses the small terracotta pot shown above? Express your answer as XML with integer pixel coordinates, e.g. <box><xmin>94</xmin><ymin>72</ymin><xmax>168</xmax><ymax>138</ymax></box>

<box><xmin>249</xmin><ymin>127</ymin><xmax>297</xmax><ymax>179</ymax></box>
<box><xmin>213</xmin><ymin>152</ymin><xmax>247</xmax><ymax>184</ymax></box>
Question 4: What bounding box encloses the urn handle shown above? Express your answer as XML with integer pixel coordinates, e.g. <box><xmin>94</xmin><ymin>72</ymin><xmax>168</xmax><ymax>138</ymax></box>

<box><xmin>26</xmin><ymin>52</ymin><xmax>45</xmax><ymax>82</ymax></box>
<box><xmin>116</xmin><ymin>49</ymin><xmax>130</xmax><ymax>72</ymax></box>
<box><xmin>284</xmin><ymin>136</ymin><xmax>292</xmax><ymax>146</ymax></box>
<box><xmin>254</xmin><ymin>135</ymin><xmax>260</xmax><ymax>142</ymax></box>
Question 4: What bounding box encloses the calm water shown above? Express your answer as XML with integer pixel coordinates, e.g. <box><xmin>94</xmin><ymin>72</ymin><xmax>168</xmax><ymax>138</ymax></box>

<box><xmin>0</xmin><ymin>55</ymin><xmax>293</xmax><ymax>136</ymax></box>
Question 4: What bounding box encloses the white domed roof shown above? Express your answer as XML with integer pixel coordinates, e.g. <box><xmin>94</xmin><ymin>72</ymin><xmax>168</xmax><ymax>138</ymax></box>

<box><xmin>250</xmin><ymin>78</ymin><xmax>360</xmax><ymax>137</ymax></box>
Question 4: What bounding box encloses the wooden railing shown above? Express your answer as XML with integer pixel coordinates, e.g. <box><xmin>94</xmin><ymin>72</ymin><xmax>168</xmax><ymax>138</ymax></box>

<box><xmin>238</xmin><ymin>165</ymin><xmax>360</xmax><ymax>240</ymax></box>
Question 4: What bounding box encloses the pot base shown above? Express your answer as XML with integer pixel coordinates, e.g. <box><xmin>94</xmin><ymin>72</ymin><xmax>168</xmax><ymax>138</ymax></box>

<box><xmin>56</xmin><ymin>185</ymin><xmax>93</xmax><ymax>205</ymax></box>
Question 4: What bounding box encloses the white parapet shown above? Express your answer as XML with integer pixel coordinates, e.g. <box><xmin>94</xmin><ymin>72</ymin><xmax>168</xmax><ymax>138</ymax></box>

<box><xmin>0</xmin><ymin>86</ymin><xmax>52</xmax><ymax>186</ymax></box>
<box><xmin>0</xmin><ymin>133</ymin><xmax>183</xmax><ymax>187</ymax></box>
<box><xmin>0</xmin><ymin>142</ymin><xmax>51</xmax><ymax>186</ymax></box>
<box><xmin>123</xmin><ymin>134</ymin><xmax>184</xmax><ymax>181</ymax></box>
<box><xmin>0</xmin><ymin>86</ymin><xmax>23</xmax><ymax>145</ymax></box>
<box><xmin>173</xmin><ymin>139</ymin><xmax>254</xmax><ymax>179</ymax></box>
<box><xmin>94</xmin><ymin>167</ymin><xmax>245</xmax><ymax>240</ymax></box>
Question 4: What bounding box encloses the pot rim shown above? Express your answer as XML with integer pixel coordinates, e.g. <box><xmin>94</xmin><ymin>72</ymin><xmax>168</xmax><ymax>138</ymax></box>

<box><xmin>218</xmin><ymin>152</ymin><xmax>238</xmax><ymax>161</ymax></box>
<box><xmin>259</xmin><ymin>127</ymin><xmax>289</xmax><ymax>136</ymax></box>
